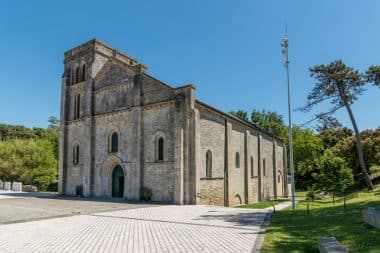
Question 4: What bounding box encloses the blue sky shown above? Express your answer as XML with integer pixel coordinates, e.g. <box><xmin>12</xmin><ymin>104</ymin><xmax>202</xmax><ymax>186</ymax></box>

<box><xmin>1</xmin><ymin>0</ymin><xmax>379</xmax><ymax>130</ymax></box>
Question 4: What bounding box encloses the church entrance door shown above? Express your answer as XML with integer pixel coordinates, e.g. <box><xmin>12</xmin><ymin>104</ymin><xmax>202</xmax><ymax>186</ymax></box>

<box><xmin>112</xmin><ymin>165</ymin><xmax>124</xmax><ymax>198</ymax></box>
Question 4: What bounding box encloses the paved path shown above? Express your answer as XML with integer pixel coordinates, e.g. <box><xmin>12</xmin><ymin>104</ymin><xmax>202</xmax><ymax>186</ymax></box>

<box><xmin>0</xmin><ymin>190</ymin><xmax>154</xmax><ymax>224</ymax></box>
<box><xmin>0</xmin><ymin>205</ymin><xmax>269</xmax><ymax>253</ymax></box>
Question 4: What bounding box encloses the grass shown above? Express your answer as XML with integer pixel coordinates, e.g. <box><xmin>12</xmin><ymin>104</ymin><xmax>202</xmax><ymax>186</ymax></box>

<box><xmin>261</xmin><ymin>187</ymin><xmax>380</xmax><ymax>253</ymax></box>
<box><xmin>237</xmin><ymin>199</ymin><xmax>288</xmax><ymax>209</ymax></box>
<box><xmin>295</xmin><ymin>191</ymin><xmax>308</xmax><ymax>198</ymax></box>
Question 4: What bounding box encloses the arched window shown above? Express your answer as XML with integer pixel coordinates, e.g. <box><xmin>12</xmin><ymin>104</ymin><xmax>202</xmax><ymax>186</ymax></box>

<box><xmin>278</xmin><ymin>174</ymin><xmax>281</xmax><ymax>183</ymax></box>
<box><xmin>74</xmin><ymin>94</ymin><xmax>80</xmax><ymax>119</ymax></box>
<box><xmin>263</xmin><ymin>158</ymin><xmax>266</xmax><ymax>176</ymax></box>
<box><xmin>110</xmin><ymin>132</ymin><xmax>118</xmax><ymax>153</ymax></box>
<box><xmin>73</xmin><ymin>144</ymin><xmax>79</xmax><ymax>165</ymax></box>
<box><xmin>157</xmin><ymin>137</ymin><xmax>164</xmax><ymax>161</ymax></box>
<box><xmin>206</xmin><ymin>150</ymin><xmax>212</xmax><ymax>178</ymax></box>
<box><xmin>250</xmin><ymin>156</ymin><xmax>254</xmax><ymax>177</ymax></box>
<box><xmin>75</xmin><ymin>67</ymin><xmax>80</xmax><ymax>84</ymax></box>
<box><xmin>235</xmin><ymin>152</ymin><xmax>240</xmax><ymax>168</ymax></box>
<box><xmin>82</xmin><ymin>64</ymin><xmax>86</xmax><ymax>82</ymax></box>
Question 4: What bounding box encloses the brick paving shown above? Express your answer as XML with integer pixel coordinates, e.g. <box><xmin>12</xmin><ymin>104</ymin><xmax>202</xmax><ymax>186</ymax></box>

<box><xmin>0</xmin><ymin>205</ymin><xmax>269</xmax><ymax>253</ymax></box>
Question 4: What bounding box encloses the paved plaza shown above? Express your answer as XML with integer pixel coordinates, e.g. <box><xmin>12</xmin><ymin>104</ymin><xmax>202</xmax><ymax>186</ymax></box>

<box><xmin>0</xmin><ymin>191</ymin><xmax>275</xmax><ymax>253</ymax></box>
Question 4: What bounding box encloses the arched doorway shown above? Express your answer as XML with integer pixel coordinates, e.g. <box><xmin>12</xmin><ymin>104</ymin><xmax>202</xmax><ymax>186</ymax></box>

<box><xmin>112</xmin><ymin>165</ymin><xmax>124</xmax><ymax>198</ymax></box>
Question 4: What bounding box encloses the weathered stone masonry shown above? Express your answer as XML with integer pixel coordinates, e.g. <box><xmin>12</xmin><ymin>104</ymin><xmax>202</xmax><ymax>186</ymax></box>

<box><xmin>58</xmin><ymin>39</ymin><xmax>287</xmax><ymax>206</ymax></box>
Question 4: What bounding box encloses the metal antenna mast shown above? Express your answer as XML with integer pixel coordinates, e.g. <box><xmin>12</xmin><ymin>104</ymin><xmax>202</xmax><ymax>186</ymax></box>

<box><xmin>281</xmin><ymin>24</ymin><xmax>296</xmax><ymax>209</ymax></box>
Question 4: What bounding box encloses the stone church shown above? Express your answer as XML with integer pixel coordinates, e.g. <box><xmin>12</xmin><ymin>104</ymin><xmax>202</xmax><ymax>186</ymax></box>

<box><xmin>58</xmin><ymin>39</ymin><xmax>287</xmax><ymax>206</ymax></box>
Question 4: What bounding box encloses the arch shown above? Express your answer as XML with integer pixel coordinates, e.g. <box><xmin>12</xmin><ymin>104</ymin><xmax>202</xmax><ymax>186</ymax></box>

<box><xmin>109</xmin><ymin>131</ymin><xmax>118</xmax><ymax>153</ymax></box>
<box><xmin>233</xmin><ymin>194</ymin><xmax>242</xmax><ymax>205</ymax></box>
<box><xmin>73</xmin><ymin>144</ymin><xmax>79</xmax><ymax>165</ymax></box>
<box><xmin>250</xmin><ymin>156</ymin><xmax>254</xmax><ymax>177</ymax></box>
<box><xmin>153</xmin><ymin>131</ymin><xmax>166</xmax><ymax>162</ymax></box>
<box><xmin>74</xmin><ymin>93</ymin><xmax>81</xmax><ymax>119</ymax></box>
<box><xmin>112</xmin><ymin>165</ymin><xmax>124</xmax><ymax>198</ymax></box>
<box><xmin>235</xmin><ymin>152</ymin><xmax>240</xmax><ymax>168</ymax></box>
<box><xmin>100</xmin><ymin>154</ymin><xmax>126</xmax><ymax>197</ymax></box>
<box><xmin>206</xmin><ymin>150</ymin><xmax>212</xmax><ymax>178</ymax></box>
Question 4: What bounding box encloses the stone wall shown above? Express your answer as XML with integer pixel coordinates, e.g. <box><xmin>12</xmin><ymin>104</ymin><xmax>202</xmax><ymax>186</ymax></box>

<box><xmin>198</xmin><ymin>179</ymin><xmax>224</xmax><ymax>205</ymax></box>
<box><xmin>143</xmin><ymin>102</ymin><xmax>176</xmax><ymax>202</ymax></box>
<box><xmin>65</xmin><ymin>118</ymin><xmax>90</xmax><ymax>196</ymax></box>
<box><xmin>247</xmin><ymin>133</ymin><xmax>259</xmax><ymax>203</ymax></box>
<box><xmin>260</xmin><ymin>136</ymin><xmax>274</xmax><ymax>200</ymax></box>
<box><xmin>198</xmin><ymin>110</ymin><xmax>225</xmax><ymax>205</ymax></box>
<box><xmin>229</xmin><ymin>124</ymin><xmax>245</xmax><ymax>206</ymax></box>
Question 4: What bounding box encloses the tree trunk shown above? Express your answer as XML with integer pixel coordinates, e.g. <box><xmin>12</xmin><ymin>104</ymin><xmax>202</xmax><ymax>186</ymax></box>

<box><xmin>344</xmin><ymin>102</ymin><xmax>373</xmax><ymax>190</ymax></box>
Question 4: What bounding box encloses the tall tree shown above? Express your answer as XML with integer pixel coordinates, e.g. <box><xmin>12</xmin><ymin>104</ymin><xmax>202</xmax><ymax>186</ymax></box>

<box><xmin>365</xmin><ymin>65</ymin><xmax>380</xmax><ymax>88</ymax></box>
<box><xmin>303</xmin><ymin>60</ymin><xmax>373</xmax><ymax>189</ymax></box>
<box><xmin>48</xmin><ymin>116</ymin><xmax>60</xmax><ymax>130</ymax></box>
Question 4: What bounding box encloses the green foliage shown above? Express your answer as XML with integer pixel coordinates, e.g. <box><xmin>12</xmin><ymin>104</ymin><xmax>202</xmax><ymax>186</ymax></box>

<box><xmin>331</xmin><ymin>128</ymin><xmax>380</xmax><ymax>184</ymax></box>
<box><xmin>251</xmin><ymin>109</ymin><xmax>287</xmax><ymax>138</ymax></box>
<box><xmin>365</xmin><ymin>65</ymin><xmax>380</xmax><ymax>88</ymax></box>
<box><xmin>370</xmin><ymin>165</ymin><xmax>380</xmax><ymax>173</ymax></box>
<box><xmin>288</xmin><ymin>126</ymin><xmax>324</xmax><ymax>189</ymax></box>
<box><xmin>0</xmin><ymin>117</ymin><xmax>59</xmax><ymax>191</ymax></box>
<box><xmin>306</xmin><ymin>188</ymin><xmax>315</xmax><ymax>201</ymax></box>
<box><xmin>139</xmin><ymin>186</ymin><xmax>153</xmax><ymax>201</ymax></box>
<box><xmin>314</xmin><ymin>151</ymin><xmax>354</xmax><ymax>197</ymax></box>
<box><xmin>229</xmin><ymin>110</ymin><xmax>249</xmax><ymax>122</ymax></box>
<box><xmin>0</xmin><ymin>138</ymin><xmax>57</xmax><ymax>190</ymax></box>
<box><xmin>48</xmin><ymin>116</ymin><xmax>60</xmax><ymax>130</ymax></box>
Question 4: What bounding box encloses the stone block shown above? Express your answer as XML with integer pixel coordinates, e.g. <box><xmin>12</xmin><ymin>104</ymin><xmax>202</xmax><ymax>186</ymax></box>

<box><xmin>318</xmin><ymin>237</ymin><xmax>347</xmax><ymax>253</ymax></box>
<box><xmin>363</xmin><ymin>206</ymin><xmax>380</xmax><ymax>229</ymax></box>
<box><xmin>22</xmin><ymin>185</ymin><xmax>38</xmax><ymax>192</ymax></box>
<box><xmin>3</xmin><ymin>182</ymin><xmax>11</xmax><ymax>190</ymax></box>
<box><xmin>0</xmin><ymin>180</ymin><xmax>3</xmax><ymax>189</ymax></box>
<box><xmin>12</xmin><ymin>182</ymin><xmax>22</xmax><ymax>191</ymax></box>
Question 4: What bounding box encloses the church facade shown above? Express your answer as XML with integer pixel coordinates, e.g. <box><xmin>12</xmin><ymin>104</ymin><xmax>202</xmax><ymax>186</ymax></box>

<box><xmin>58</xmin><ymin>39</ymin><xmax>287</xmax><ymax>206</ymax></box>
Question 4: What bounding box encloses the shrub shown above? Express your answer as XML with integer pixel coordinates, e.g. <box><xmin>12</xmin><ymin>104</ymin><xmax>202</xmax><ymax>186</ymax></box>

<box><xmin>139</xmin><ymin>186</ymin><xmax>152</xmax><ymax>201</ymax></box>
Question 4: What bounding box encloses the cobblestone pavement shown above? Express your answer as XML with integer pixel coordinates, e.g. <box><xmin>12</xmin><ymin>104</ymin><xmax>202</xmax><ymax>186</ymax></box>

<box><xmin>0</xmin><ymin>190</ymin><xmax>155</xmax><ymax>224</ymax></box>
<box><xmin>0</xmin><ymin>205</ymin><xmax>269</xmax><ymax>253</ymax></box>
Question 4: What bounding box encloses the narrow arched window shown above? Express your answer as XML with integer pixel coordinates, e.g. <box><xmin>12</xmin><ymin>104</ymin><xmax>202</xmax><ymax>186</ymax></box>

<box><xmin>278</xmin><ymin>174</ymin><xmax>281</xmax><ymax>183</ymax></box>
<box><xmin>82</xmin><ymin>64</ymin><xmax>86</xmax><ymax>82</ymax></box>
<box><xmin>235</xmin><ymin>152</ymin><xmax>240</xmax><ymax>168</ymax></box>
<box><xmin>250</xmin><ymin>156</ymin><xmax>254</xmax><ymax>177</ymax></box>
<box><xmin>110</xmin><ymin>132</ymin><xmax>118</xmax><ymax>153</ymax></box>
<box><xmin>73</xmin><ymin>144</ymin><xmax>79</xmax><ymax>165</ymax></box>
<box><xmin>263</xmin><ymin>158</ymin><xmax>266</xmax><ymax>176</ymax></box>
<box><xmin>74</xmin><ymin>94</ymin><xmax>80</xmax><ymax>119</ymax></box>
<box><xmin>75</xmin><ymin>67</ymin><xmax>80</xmax><ymax>83</ymax></box>
<box><xmin>157</xmin><ymin>137</ymin><xmax>164</xmax><ymax>161</ymax></box>
<box><xmin>206</xmin><ymin>150</ymin><xmax>212</xmax><ymax>178</ymax></box>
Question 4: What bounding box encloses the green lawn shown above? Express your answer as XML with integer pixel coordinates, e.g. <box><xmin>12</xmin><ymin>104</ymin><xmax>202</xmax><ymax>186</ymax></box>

<box><xmin>262</xmin><ymin>188</ymin><xmax>380</xmax><ymax>253</ymax></box>
<box><xmin>295</xmin><ymin>191</ymin><xmax>308</xmax><ymax>198</ymax></box>
<box><xmin>237</xmin><ymin>199</ymin><xmax>288</xmax><ymax>209</ymax></box>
